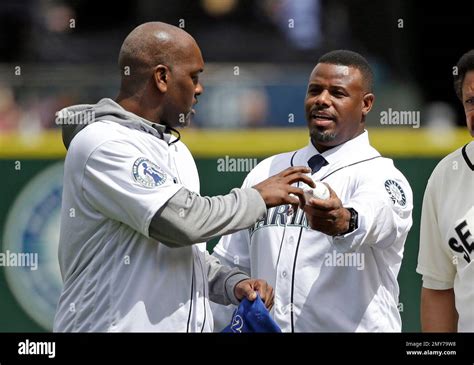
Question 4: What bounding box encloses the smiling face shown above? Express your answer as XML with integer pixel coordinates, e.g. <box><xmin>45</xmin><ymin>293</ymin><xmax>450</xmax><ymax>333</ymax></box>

<box><xmin>305</xmin><ymin>63</ymin><xmax>374</xmax><ymax>152</ymax></box>
<box><xmin>461</xmin><ymin>70</ymin><xmax>474</xmax><ymax>137</ymax></box>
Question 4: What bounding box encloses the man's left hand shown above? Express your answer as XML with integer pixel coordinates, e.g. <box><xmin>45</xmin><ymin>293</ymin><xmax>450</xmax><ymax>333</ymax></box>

<box><xmin>234</xmin><ymin>279</ymin><xmax>274</xmax><ymax>310</ymax></box>
<box><xmin>304</xmin><ymin>183</ymin><xmax>351</xmax><ymax>236</ymax></box>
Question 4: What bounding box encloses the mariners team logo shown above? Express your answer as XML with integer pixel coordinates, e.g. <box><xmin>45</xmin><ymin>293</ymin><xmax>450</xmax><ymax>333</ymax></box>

<box><xmin>2</xmin><ymin>162</ymin><xmax>64</xmax><ymax>330</ymax></box>
<box><xmin>132</xmin><ymin>157</ymin><xmax>167</xmax><ymax>188</ymax></box>
<box><xmin>230</xmin><ymin>314</ymin><xmax>244</xmax><ymax>333</ymax></box>
<box><xmin>384</xmin><ymin>180</ymin><xmax>406</xmax><ymax>207</ymax></box>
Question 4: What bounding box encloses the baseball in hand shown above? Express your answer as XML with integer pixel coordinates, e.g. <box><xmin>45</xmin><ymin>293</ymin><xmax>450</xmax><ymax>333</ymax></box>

<box><xmin>304</xmin><ymin>182</ymin><xmax>330</xmax><ymax>202</ymax></box>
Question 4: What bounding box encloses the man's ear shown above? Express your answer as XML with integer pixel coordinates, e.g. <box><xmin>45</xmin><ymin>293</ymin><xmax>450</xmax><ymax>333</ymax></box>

<box><xmin>154</xmin><ymin>65</ymin><xmax>169</xmax><ymax>93</ymax></box>
<box><xmin>362</xmin><ymin>93</ymin><xmax>375</xmax><ymax>117</ymax></box>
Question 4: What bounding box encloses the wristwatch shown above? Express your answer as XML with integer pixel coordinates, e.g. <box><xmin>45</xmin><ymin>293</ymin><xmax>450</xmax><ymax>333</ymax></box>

<box><xmin>343</xmin><ymin>207</ymin><xmax>358</xmax><ymax>235</ymax></box>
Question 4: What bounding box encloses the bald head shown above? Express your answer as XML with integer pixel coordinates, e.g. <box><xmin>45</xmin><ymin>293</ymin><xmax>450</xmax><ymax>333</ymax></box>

<box><xmin>116</xmin><ymin>22</ymin><xmax>204</xmax><ymax>128</ymax></box>
<box><xmin>118</xmin><ymin>22</ymin><xmax>198</xmax><ymax>96</ymax></box>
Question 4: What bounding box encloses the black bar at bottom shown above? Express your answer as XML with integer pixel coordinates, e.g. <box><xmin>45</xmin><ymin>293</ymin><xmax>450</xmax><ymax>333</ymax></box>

<box><xmin>0</xmin><ymin>332</ymin><xmax>472</xmax><ymax>364</ymax></box>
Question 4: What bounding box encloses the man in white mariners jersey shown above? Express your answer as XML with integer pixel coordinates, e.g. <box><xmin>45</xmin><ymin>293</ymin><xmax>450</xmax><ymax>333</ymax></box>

<box><xmin>53</xmin><ymin>22</ymin><xmax>315</xmax><ymax>332</ymax></box>
<box><xmin>212</xmin><ymin>50</ymin><xmax>413</xmax><ymax>332</ymax></box>
<box><xmin>417</xmin><ymin>49</ymin><xmax>474</xmax><ymax>332</ymax></box>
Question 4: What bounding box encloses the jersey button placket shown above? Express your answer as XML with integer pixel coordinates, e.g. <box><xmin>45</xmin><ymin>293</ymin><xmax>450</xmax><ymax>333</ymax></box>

<box><xmin>275</xmin><ymin>230</ymin><xmax>297</xmax><ymax>330</ymax></box>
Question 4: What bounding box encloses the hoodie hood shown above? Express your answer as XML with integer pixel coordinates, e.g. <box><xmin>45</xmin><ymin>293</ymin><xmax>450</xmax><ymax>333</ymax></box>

<box><xmin>57</xmin><ymin>98</ymin><xmax>169</xmax><ymax>150</ymax></box>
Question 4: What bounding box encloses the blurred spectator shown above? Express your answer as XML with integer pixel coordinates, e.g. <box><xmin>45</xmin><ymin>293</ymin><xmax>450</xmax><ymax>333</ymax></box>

<box><xmin>264</xmin><ymin>0</ymin><xmax>322</xmax><ymax>50</ymax></box>
<box><xmin>0</xmin><ymin>86</ymin><xmax>21</xmax><ymax>131</ymax></box>
<box><xmin>0</xmin><ymin>0</ymin><xmax>469</xmax><ymax>130</ymax></box>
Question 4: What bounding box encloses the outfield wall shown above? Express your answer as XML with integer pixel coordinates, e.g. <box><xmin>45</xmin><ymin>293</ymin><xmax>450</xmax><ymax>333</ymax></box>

<box><xmin>0</xmin><ymin>127</ymin><xmax>470</xmax><ymax>332</ymax></box>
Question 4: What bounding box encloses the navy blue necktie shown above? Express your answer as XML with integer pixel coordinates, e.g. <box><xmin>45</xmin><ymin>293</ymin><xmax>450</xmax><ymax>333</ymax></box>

<box><xmin>307</xmin><ymin>154</ymin><xmax>328</xmax><ymax>174</ymax></box>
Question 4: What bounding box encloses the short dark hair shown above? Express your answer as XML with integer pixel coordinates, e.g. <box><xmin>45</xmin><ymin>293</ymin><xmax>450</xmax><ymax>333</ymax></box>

<box><xmin>318</xmin><ymin>50</ymin><xmax>373</xmax><ymax>92</ymax></box>
<box><xmin>454</xmin><ymin>49</ymin><xmax>474</xmax><ymax>101</ymax></box>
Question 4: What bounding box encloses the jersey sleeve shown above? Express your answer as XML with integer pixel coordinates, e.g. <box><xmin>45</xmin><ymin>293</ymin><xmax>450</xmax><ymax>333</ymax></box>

<box><xmin>210</xmin><ymin>229</ymin><xmax>249</xmax><ymax>332</ymax></box>
<box><xmin>211</xmin><ymin>172</ymin><xmax>254</xmax><ymax>273</ymax></box>
<box><xmin>213</xmin><ymin>229</ymin><xmax>252</xmax><ymax>273</ymax></box>
<box><xmin>210</xmin><ymin>173</ymin><xmax>255</xmax><ymax>332</ymax></box>
<box><xmin>82</xmin><ymin>139</ymin><xmax>183</xmax><ymax>237</ymax></box>
<box><xmin>333</xmin><ymin>166</ymin><xmax>413</xmax><ymax>251</ymax></box>
<box><xmin>416</xmin><ymin>175</ymin><xmax>456</xmax><ymax>288</ymax></box>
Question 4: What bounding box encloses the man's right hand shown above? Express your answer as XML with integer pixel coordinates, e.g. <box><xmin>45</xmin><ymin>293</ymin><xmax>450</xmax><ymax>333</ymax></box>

<box><xmin>253</xmin><ymin>166</ymin><xmax>315</xmax><ymax>211</ymax></box>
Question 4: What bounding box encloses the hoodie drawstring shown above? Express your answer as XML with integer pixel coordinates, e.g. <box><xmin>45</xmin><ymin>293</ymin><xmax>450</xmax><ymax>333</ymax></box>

<box><xmin>164</xmin><ymin>126</ymin><xmax>181</xmax><ymax>145</ymax></box>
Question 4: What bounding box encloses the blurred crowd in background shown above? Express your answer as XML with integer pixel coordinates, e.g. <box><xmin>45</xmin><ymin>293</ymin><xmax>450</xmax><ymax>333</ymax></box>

<box><xmin>0</xmin><ymin>0</ymin><xmax>471</xmax><ymax>132</ymax></box>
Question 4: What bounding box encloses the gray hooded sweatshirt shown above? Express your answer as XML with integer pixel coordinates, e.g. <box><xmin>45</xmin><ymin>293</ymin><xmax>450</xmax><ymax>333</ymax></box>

<box><xmin>54</xmin><ymin>98</ymin><xmax>266</xmax><ymax>332</ymax></box>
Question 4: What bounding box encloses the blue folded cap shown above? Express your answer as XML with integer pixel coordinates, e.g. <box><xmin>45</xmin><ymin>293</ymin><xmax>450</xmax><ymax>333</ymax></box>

<box><xmin>222</xmin><ymin>294</ymin><xmax>281</xmax><ymax>333</ymax></box>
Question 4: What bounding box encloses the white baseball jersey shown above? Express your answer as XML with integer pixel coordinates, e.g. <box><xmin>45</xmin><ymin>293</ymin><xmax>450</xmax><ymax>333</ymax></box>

<box><xmin>213</xmin><ymin>131</ymin><xmax>413</xmax><ymax>332</ymax></box>
<box><xmin>54</xmin><ymin>115</ymin><xmax>213</xmax><ymax>332</ymax></box>
<box><xmin>417</xmin><ymin>142</ymin><xmax>474</xmax><ymax>332</ymax></box>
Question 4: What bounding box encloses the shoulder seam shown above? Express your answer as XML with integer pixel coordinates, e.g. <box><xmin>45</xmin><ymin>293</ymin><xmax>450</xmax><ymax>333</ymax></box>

<box><xmin>78</xmin><ymin>138</ymin><xmax>140</xmax><ymax>205</ymax></box>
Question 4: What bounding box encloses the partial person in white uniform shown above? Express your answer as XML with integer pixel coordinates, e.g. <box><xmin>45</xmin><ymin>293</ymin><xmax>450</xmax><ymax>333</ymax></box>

<box><xmin>53</xmin><ymin>22</ymin><xmax>315</xmax><ymax>332</ymax></box>
<box><xmin>417</xmin><ymin>49</ymin><xmax>474</xmax><ymax>332</ymax></box>
<box><xmin>212</xmin><ymin>50</ymin><xmax>413</xmax><ymax>332</ymax></box>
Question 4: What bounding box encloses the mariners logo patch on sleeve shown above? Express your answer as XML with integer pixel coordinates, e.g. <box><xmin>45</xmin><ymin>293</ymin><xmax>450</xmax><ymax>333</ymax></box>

<box><xmin>384</xmin><ymin>180</ymin><xmax>406</xmax><ymax>207</ymax></box>
<box><xmin>132</xmin><ymin>157</ymin><xmax>167</xmax><ymax>188</ymax></box>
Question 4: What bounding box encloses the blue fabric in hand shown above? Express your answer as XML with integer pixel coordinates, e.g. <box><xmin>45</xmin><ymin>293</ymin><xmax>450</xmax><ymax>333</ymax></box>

<box><xmin>222</xmin><ymin>294</ymin><xmax>281</xmax><ymax>333</ymax></box>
